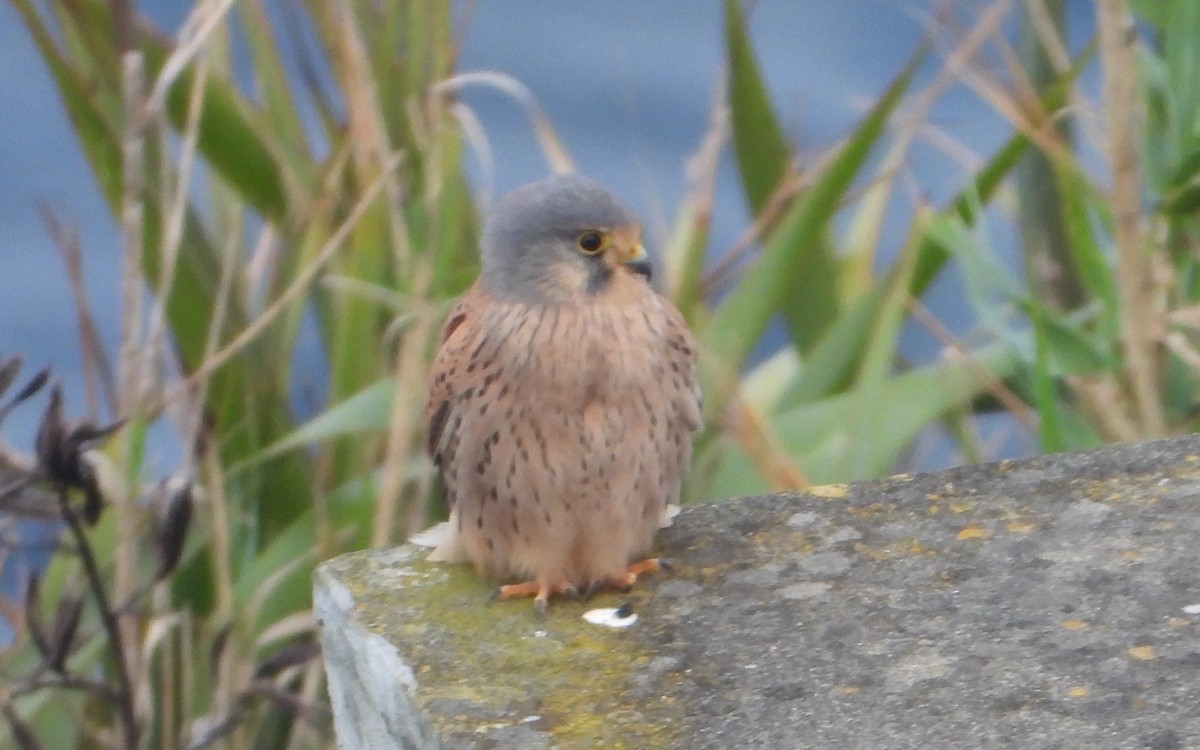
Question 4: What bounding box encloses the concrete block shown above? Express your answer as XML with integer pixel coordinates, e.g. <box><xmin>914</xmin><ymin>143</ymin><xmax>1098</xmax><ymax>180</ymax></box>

<box><xmin>316</xmin><ymin>436</ymin><xmax>1200</xmax><ymax>748</ymax></box>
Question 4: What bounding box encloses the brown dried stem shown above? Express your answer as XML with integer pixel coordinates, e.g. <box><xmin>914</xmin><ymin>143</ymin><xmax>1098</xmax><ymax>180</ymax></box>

<box><xmin>114</xmin><ymin>49</ymin><xmax>146</xmax><ymax>732</ymax></box>
<box><xmin>57</xmin><ymin>487</ymin><xmax>139</xmax><ymax>749</ymax></box>
<box><xmin>1097</xmin><ymin>0</ymin><xmax>1166</xmax><ymax>437</ymax></box>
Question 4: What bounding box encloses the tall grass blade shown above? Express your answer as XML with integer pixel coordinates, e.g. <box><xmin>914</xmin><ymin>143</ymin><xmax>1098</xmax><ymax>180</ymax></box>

<box><xmin>703</xmin><ymin>44</ymin><xmax>922</xmax><ymax>391</ymax></box>
<box><xmin>724</xmin><ymin>0</ymin><xmax>791</xmax><ymax>215</ymax></box>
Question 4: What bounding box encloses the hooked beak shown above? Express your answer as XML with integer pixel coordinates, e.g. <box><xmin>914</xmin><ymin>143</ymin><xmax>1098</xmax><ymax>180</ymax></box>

<box><xmin>622</xmin><ymin>243</ymin><xmax>652</xmax><ymax>282</ymax></box>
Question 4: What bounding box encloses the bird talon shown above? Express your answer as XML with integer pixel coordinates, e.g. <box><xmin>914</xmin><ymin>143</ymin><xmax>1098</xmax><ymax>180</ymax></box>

<box><xmin>602</xmin><ymin>557</ymin><xmax>667</xmax><ymax>593</ymax></box>
<box><xmin>626</xmin><ymin>557</ymin><xmax>664</xmax><ymax>578</ymax></box>
<box><xmin>497</xmin><ymin>579</ymin><xmax>579</xmax><ymax>613</ymax></box>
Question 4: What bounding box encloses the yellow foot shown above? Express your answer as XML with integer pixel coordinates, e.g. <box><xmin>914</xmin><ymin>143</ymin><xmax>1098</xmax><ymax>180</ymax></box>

<box><xmin>495</xmin><ymin>579</ymin><xmax>580</xmax><ymax>615</ymax></box>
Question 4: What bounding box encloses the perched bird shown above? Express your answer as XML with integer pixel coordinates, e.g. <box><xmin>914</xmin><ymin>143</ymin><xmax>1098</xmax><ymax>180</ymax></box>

<box><xmin>416</xmin><ymin>174</ymin><xmax>701</xmax><ymax>612</ymax></box>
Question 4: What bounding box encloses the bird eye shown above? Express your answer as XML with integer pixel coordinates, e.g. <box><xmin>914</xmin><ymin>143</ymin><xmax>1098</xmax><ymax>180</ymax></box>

<box><xmin>577</xmin><ymin>231</ymin><xmax>605</xmax><ymax>255</ymax></box>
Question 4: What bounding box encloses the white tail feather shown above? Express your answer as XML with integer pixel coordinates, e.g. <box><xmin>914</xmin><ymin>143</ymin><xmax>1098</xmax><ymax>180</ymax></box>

<box><xmin>408</xmin><ymin>512</ymin><xmax>469</xmax><ymax>563</ymax></box>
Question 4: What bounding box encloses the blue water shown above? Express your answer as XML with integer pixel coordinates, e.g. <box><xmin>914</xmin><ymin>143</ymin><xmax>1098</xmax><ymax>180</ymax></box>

<box><xmin>1</xmin><ymin>0</ymin><xmax>1030</xmax><ymax>443</ymax></box>
<box><xmin>0</xmin><ymin>2</ymin><xmax>1101</xmax><ymax>626</ymax></box>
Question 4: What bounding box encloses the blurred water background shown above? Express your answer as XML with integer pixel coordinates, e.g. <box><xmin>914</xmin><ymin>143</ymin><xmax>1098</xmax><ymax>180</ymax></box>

<box><xmin>0</xmin><ymin>1</ymin><xmax>1098</xmax><ymax>607</ymax></box>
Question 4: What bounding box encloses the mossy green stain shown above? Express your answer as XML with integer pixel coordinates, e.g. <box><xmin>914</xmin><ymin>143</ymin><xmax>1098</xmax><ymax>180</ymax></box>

<box><xmin>325</xmin><ymin>548</ymin><xmax>682</xmax><ymax>748</ymax></box>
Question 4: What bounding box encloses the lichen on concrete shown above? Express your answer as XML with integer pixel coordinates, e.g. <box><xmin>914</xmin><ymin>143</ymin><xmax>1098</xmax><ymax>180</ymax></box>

<box><xmin>316</xmin><ymin>544</ymin><xmax>682</xmax><ymax>749</ymax></box>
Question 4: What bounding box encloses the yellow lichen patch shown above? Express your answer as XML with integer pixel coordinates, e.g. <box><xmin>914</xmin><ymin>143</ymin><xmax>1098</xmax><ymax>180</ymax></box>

<box><xmin>1127</xmin><ymin>645</ymin><xmax>1156</xmax><ymax>661</ymax></box>
<box><xmin>808</xmin><ymin>483</ymin><xmax>849</xmax><ymax>499</ymax></box>
<box><xmin>1118</xmin><ymin>549</ymin><xmax>1141</xmax><ymax>561</ymax></box>
<box><xmin>853</xmin><ymin>539</ymin><xmax>935</xmax><ymax>562</ymax></box>
<box><xmin>947</xmin><ymin>502</ymin><xmax>973</xmax><ymax>514</ymax></box>
<box><xmin>907</xmin><ymin>540</ymin><xmax>933</xmax><ymax>555</ymax></box>
<box><xmin>852</xmin><ymin>542</ymin><xmax>892</xmax><ymax>562</ymax></box>
<box><xmin>956</xmin><ymin>524</ymin><xmax>991</xmax><ymax>541</ymax></box>
<box><xmin>1005</xmin><ymin>520</ymin><xmax>1036</xmax><ymax>534</ymax></box>
<box><xmin>1060</xmin><ymin>619</ymin><xmax>1089</xmax><ymax>631</ymax></box>
<box><xmin>1066</xmin><ymin>687</ymin><xmax>1089</xmax><ymax>698</ymax></box>
<box><xmin>832</xmin><ymin>685</ymin><xmax>862</xmax><ymax>695</ymax></box>
<box><xmin>846</xmin><ymin>503</ymin><xmax>892</xmax><ymax>520</ymax></box>
<box><xmin>328</xmin><ymin>548</ymin><xmax>682</xmax><ymax>748</ymax></box>
<box><xmin>1167</xmin><ymin>617</ymin><xmax>1191</xmax><ymax>629</ymax></box>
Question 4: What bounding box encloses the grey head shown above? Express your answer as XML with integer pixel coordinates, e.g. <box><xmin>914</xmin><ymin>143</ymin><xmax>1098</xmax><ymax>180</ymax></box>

<box><xmin>480</xmin><ymin>173</ymin><xmax>652</xmax><ymax>304</ymax></box>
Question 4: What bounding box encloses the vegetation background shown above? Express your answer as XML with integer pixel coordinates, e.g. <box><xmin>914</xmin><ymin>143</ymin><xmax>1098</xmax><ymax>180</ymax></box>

<box><xmin>2</xmin><ymin>0</ymin><xmax>1198</xmax><ymax>747</ymax></box>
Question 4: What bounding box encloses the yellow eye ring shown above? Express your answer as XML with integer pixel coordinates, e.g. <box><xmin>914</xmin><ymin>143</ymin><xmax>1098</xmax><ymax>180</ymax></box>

<box><xmin>577</xmin><ymin>231</ymin><xmax>605</xmax><ymax>255</ymax></box>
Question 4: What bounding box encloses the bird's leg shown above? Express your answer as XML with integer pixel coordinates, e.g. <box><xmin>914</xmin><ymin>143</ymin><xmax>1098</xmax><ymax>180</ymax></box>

<box><xmin>495</xmin><ymin>559</ymin><xmax>669</xmax><ymax>610</ymax></box>
<box><xmin>606</xmin><ymin>557</ymin><xmax>667</xmax><ymax>591</ymax></box>
<box><xmin>495</xmin><ymin>579</ymin><xmax>581</xmax><ymax>614</ymax></box>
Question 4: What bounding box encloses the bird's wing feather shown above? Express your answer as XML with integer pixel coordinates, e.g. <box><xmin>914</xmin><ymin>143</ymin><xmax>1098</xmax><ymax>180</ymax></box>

<box><xmin>662</xmin><ymin>300</ymin><xmax>703</xmax><ymax>432</ymax></box>
<box><xmin>424</xmin><ymin>284</ymin><xmax>488</xmax><ymax>463</ymax></box>
<box><xmin>418</xmin><ymin>285</ymin><xmax>496</xmax><ymax>561</ymax></box>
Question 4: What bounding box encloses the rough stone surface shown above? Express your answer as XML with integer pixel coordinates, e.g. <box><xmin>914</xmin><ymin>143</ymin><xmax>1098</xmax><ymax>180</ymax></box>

<box><xmin>315</xmin><ymin>436</ymin><xmax>1200</xmax><ymax>749</ymax></box>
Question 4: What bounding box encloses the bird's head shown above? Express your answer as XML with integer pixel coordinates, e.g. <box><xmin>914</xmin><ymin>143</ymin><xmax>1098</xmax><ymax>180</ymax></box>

<box><xmin>480</xmin><ymin>174</ymin><xmax>653</xmax><ymax>304</ymax></box>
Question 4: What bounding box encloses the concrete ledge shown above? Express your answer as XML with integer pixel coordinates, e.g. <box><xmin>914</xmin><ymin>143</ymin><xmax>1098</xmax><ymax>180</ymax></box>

<box><xmin>315</xmin><ymin>436</ymin><xmax>1200</xmax><ymax>749</ymax></box>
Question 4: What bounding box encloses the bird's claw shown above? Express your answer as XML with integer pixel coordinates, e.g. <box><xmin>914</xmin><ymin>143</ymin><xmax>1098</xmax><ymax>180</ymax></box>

<box><xmin>496</xmin><ymin>579</ymin><xmax>577</xmax><ymax>614</ymax></box>
<box><xmin>606</xmin><ymin>557</ymin><xmax>667</xmax><ymax>591</ymax></box>
<box><xmin>493</xmin><ymin>560</ymin><xmax>668</xmax><ymax>613</ymax></box>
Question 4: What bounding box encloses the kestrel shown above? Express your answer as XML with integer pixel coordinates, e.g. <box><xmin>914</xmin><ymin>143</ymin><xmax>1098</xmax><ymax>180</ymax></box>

<box><xmin>416</xmin><ymin>174</ymin><xmax>701</xmax><ymax>612</ymax></box>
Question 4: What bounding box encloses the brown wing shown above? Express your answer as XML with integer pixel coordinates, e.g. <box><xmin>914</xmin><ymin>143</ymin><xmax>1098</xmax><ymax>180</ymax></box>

<box><xmin>424</xmin><ymin>283</ymin><xmax>491</xmax><ymax>477</ymax></box>
<box><xmin>661</xmin><ymin>298</ymin><xmax>703</xmax><ymax>434</ymax></box>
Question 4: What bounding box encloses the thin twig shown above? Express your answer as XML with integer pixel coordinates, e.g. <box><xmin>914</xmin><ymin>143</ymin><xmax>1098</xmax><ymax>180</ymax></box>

<box><xmin>146</xmin><ymin>0</ymin><xmax>238</xmax><ymax>113</ymax></box>
<box><xmin>935</xmin><ymin>0</ymin><xmax>1071</xmax><ymax>161</ymax></box>
<box><xmin>433</xmin><ymin>71</ymin><xmax>574</xmax><ymax>174</ymax></box>
<box><xmin>663</xmin><ymin>69</ymin><xmax>728</xmax><ymax>307</ymax></box>
<box><xmin>39</xmin><ymin>206</ymin><xmax>117</xmax><ymax>417</ymax></box>
<box><xmin>153</xmin><ymin>166</ymin><xmax>396</xmax><ymax>412</ymax></box>
<box><xmin>724</xmin><ymin>394</ymin><xmax>810</xmax><ymax>491</ymax></box>
<box><xmin>907</xmin><ymin>297</ymin><xmax>1039</xmax><ymax>431</ymax></box>
<box><xmin>58</xmin><ymin>488</ymin><xmax>139</xmax><ymax>749</ymax></box>
<box><xmin>700</xmin><ymin>170</ymin><xmax>803</xmax><ymax>294</ymax></box>
<box><xmin>143</xmin><ymin>30</ymin><xmax>213</xmax><ymax>419</ymax></box>
<box><xmin>10</xmin><ymin>671</ymin><xmax>124</xmax><ymax>704</ymax></box>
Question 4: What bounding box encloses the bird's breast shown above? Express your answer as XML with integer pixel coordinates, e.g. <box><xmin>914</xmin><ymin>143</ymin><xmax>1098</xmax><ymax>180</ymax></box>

<box><xmin>483</xmin><ymin>292</ymin><xmax>667</xmax><ymax>407</ymax></box>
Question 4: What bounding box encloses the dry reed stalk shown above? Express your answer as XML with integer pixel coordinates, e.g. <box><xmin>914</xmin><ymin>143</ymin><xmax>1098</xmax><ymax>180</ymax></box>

<box><xmin>907</xmin><ymin>297</ymin><xmax>1039</xmax><ymax>431</ymax></box>
<box><xmin>144</xmin><ymin>42</ymin><xmax>210</xmax><ymax>411</ymax></box>
<box><xmin>40</xmin><ymin>208</ymin><xmax>117</xmax><ymax>417</ymax></box>
<box><xmin>380</xmin><ymin>320</ymin><xmax>433</xmax><ymax>545</ymax></box>
<box><xmin>663</xmin><ymin>71</ymin><xmax>727</xmax><ymax>308</ymax></box>
<box><xmin>433</xmin><ymin>71</ymin><xmax>576</xmax><ymax>175</ymax></box>
<box><xmin>1097</xmin><ymin>0</ymin><xmax>1166</xmax><ymax>437</ymax></box>
<box><xmin>115</xmin><ymin>49</ymin><xmax>147</xmax><ymax>747</ymax></box>
<box><xmin>156</xmin><ymin>172</ymin><xmax>393</xmax><ymax>412</ymax></box>
<box><xmin>724</xmin><ymin>395</ymin><xmax>810</xmax><ymax>491</ymax></box>
<box><xmin>936</xmin><ymin>0</ymin><xmax>1072</xmax><ymax>160</ymax></box>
